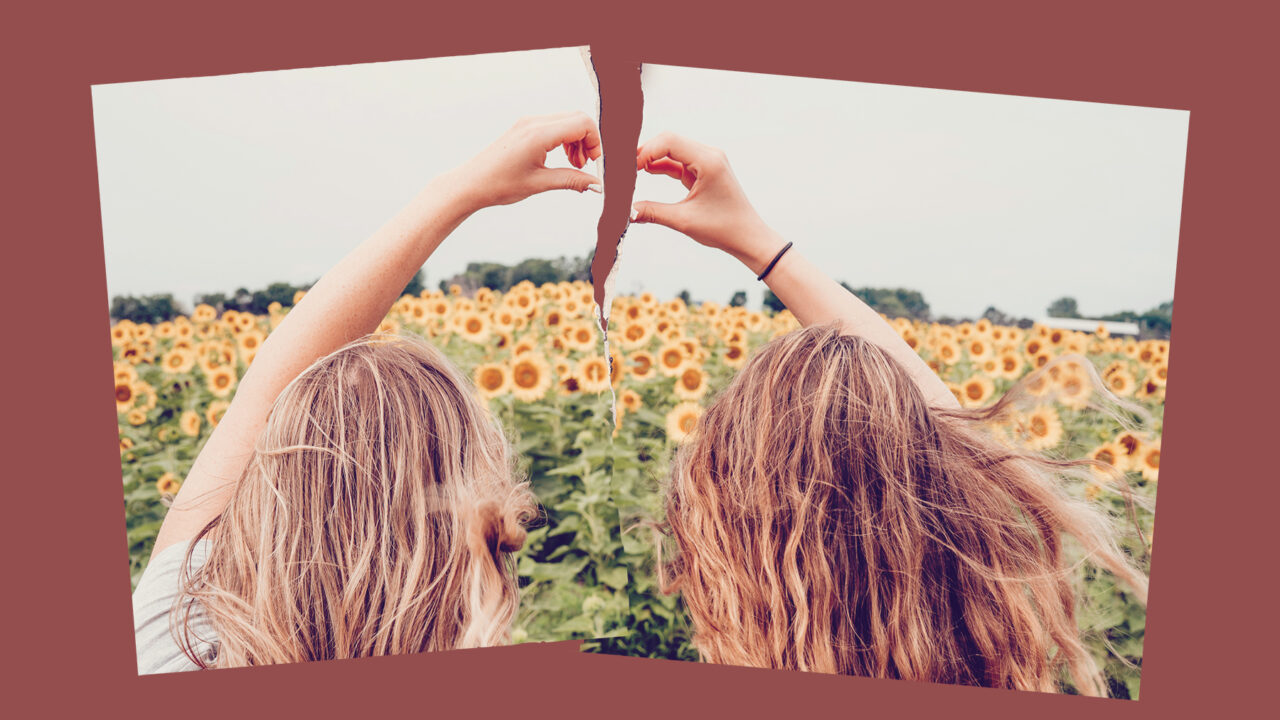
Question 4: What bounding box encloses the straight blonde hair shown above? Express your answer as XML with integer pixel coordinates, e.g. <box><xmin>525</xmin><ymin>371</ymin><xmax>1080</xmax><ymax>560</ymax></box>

<box><xmin>174</xmin><ymin>334</ymin><xmax>536</xmax><ymax>667</ymax></box>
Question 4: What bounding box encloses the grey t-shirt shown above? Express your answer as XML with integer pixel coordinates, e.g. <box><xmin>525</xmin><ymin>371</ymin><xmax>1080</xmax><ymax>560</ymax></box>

<box><xmin>132</xmin><ymin>539</ymin><xmax>216</xmax><ymax>674</ymax></box>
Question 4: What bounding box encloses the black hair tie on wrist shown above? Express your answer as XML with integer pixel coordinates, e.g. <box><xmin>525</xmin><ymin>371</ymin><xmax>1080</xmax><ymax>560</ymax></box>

<box><xmin>756</xmin><ymin>241</ymin><xmax>794</xmax><ymax>281</ymax></box>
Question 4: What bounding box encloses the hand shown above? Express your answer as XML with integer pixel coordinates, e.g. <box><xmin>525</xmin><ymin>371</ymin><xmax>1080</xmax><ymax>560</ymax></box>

<box><xmin>632</xmin><ymin>133</ymin><xmax>785</xmax><ymax>274</ymax></box>
<box><xmin>451</xmin><ymin>111</ymin><xmax>602</xmax><ymax>212</ymax></box>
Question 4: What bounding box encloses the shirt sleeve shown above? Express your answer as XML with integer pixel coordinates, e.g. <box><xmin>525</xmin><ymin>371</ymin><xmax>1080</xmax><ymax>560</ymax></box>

<box><xmin>131</xmin><ymin>540</ymin><xmax>215</xmax><ymax>675</ymax></box>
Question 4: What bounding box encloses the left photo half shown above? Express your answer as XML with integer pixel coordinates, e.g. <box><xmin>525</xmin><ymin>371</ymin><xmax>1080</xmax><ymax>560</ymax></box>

<box><xmin>94</xmin><ymin>46</ymin><xmax>619</xmax><ymax>674</ymax></box>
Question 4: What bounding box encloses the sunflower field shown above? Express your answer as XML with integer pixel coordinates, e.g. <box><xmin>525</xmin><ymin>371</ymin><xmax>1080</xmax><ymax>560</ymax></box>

<box><xmin>114</xmin><ymin>279</ymin><xmax>1163</xmax><ymax>698</ymax></box>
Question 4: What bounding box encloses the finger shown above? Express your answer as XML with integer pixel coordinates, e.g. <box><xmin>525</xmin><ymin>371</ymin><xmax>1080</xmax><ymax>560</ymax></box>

<box><xmin>642</xmin><ymin>157</ymin><xmax>695</xmax><ymax>189</ymax></box>
<box><xmin>532</xmin><ymin>113</ymin><xmax>602</xmax><ymax>159</ymax></box>
<box><xmin>630</xmin><ymin>200</ymin><xmax>688</xmax><ymax>231</ymax></box>
<box><xmin>635</xmin><ymin>132</ymin><xmax>714</xmax><ymax>172</ymax></box>
<box><xmin>535</xmin><ymin>167</ymin><xmax>603</xmax><ymax>194</ymax></box>
<box><xmin>561</xmin><ymin>141</ymin><xmax>584</xmax><ymax>169</ymax></box>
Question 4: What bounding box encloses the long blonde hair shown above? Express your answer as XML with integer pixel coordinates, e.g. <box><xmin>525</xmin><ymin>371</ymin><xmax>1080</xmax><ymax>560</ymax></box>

<box><xmin>662</xmin><ymin>324</ymin><xmax>1148</xmax><ymax>695</ymax></box>
<box><xmin>175</xmin><ymin>334</ymin><xmax>536</xmax><ymax>667</ymax></box>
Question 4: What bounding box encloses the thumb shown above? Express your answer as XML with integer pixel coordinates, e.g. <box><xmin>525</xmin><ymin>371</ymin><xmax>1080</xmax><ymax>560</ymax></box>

<box><xmin>630</xmin><ymin>200</ymin><xmax>686</xmax><ymax>231</ymax></box>
<box><xmin>535</xmin><ymin>167</ymin><xmax>602</xmax><ymax>194</ymax></box>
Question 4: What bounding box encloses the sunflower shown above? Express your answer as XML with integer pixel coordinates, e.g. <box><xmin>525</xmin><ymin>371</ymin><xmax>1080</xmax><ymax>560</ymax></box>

<box><xmin>180</xmin><ymin>410</ymin><xmax>201</xmax><ymax>437</ymax></box>
<box><xmin>997</xmin><ymin>351</ymin><xmax>1024</xmax><ymax>379</ymax></box>
<box><xmin>619</xmin><ymin>320</ymin><xmax>653</xmax><ymax>349</ymax></box>
<box><xmin>1020</xmin><ymin>406</ymin><xmax>1063</xmax><ymax>450</ymax></box>
<box><xmin>510</xmin><ymin>354</ymin><xmax>552</xmax><ymax>402</ymax></box>
<box><xmin>620</xmin><ymin>388</ymin><xmax>642</xmax><ymax>413</ymax></box>
<box><xmin>1139</xmin><ymin>442</ymin><xmax>1161</xmax><ymax>482</ymax></box>
<box><xmin>238</xmin><ymin>329</ymin><xmax>266</xmax><ymax>356</ymax></box>
<box><xmin>110</xmin><ymin>322</ymin><xmax>134</xmax><ymax>347</ymax></box>
<box><xmin>1024</xmin><ymin>338</ymin><xmax>1045</xmax><ymax>357</ymax></box>
<box><xmin>1149</xmin><ymin>361</ymin><xmax>1169</xmax><ymax>387</ymax></box>
<box><xmin>1137</xmin><ymin>343</ymin><xmax>1157</xmax><ymax>365</ymax></box>
<box><xmin>205</xmin><ymin>400</ymin><xmax>229</xmax><ymax>427</ymax></box>
<box><xmin>454</xmin><ymin>312</ymin><xmax>490</xmax><ymax>344</ymax></box>
<box><xmin>160</xmin><ymin>349</ymin><xmax>195</xmax><ymax>375</ymax></box>
<box><xmin>119</xmin><ymin>436</ymin><xmax>134</xmax><ymax>453</ymax></box>
<box><xmin>564</xmin><ymin>322</ymin><xmax>597</xmax><ymax>352</ymax></box>
<box><xmin>553</xmin><ymin>355</ymin><xmax>573</xmax><ymax>378</ymax></box>
<box><xmin>935</xmin><ymin>341</ymin><xmax>961</xmax><ymax>365</ymax></box>
<box><xmin>1136</xmin><ymin>376</ymin><xmax>1165</xmax><ymax>402</ymax></box>
<box><xmin>960</xmin><ymin>375</ymin><xmax>995</xmax><ymax>407</ymax></box>
<box><xmin>666</xmin><ymin>401</ymin><xmax>703</xmax><ymax>443</ymax></box>
<box><xmin>657</xmin><ymin>341</ymin><xmax>688</xmax><ymax>377</ymax></box>
<box><xmin>206</xmin><ymin>366</ymin><xmax>237</xmax><ymax>398</ymax></box>
<box><xmin>191</xmin><ymin>304</ymin><xmax>218</xmax><ymax>323</ymax></box>
<box><xmin>723</xmin><ymin>342</ymin><xmax>748</xmax><ymax>369</ymax></box>
<box><xmin>557</xmin><ymin>372</ymin><xmax>583</xmax><ymax>396</ymax></box>
<box><xmin>493</xmin><ymin>307</ymin><xmax>519</xmax><ymax>330</ymax></box>
<box><xmin>1104</xmin><ymin>368</ymin><xmax>1136</xmax><ymax>397</ymax></box>
<box><xmin>674</xmin><ymin>365</ymin><xmax>709</xmax><ymax>400</ymax></box>
<box><xmin>127</xmin><ymin>408</ymin><xmax>148</xmax><ymax>426</ymax></box>
<box><xmin>1114</xmin><ymin>430</ymin><xmax>1145</xmax><ymax>470</ymax></box>
<box><xmin>1056</xmin><ymin>371</ymin><xmax>1091</xmax><ymax>410</ymax></box>
<box><xmin>1088</xmin><ymin>443</ymin><xmax>1125</xmax><ymax>478</ymax></box>
<box><xmin>966</xmin><ymin>338</ymin><xmax>992</xmax><ymax>361</ymax></box>
<box><xmin>577</xmin><ymin>356</ymin><xmax>612</xmax><ymax>394</ymax></box>
<box><xmin>113</xmin><ymin>361</ymin><xmax>138</xmax><ymax>385</ymax></box>
<box><xmin>629</xmin><ymin>350</ymin><xmax>657</xmax><ymax>381</ymax></box>
<box><xmin>490</xmin><ymin>330</ymin><xmax>514</xmax><ymax>352</ymax></box>
<box><xmin>473</xmin><ymin>362</ymin><xmax>510</xmax><ymax>399</ymax></box>
<box><xmin>376</xmin><ymin>318</ymin><xmax>401</xmax><ymax>337</ymax></box>
<box><xmin>509</xmin><ymin>292</ymin><xmax>539</xmax><ymax>317</ymax></box>
<box><xmin>156</xmin><ymin>472</ymin><xmax>182</xmax><ymax>496</ymax></box>
<box><xmin>114</xmin><ymin>381</ymin><xmax>135</xmax><ymax>413</ymax></box>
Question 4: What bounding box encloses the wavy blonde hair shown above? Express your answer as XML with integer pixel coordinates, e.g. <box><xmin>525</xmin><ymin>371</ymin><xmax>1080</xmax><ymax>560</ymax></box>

<box><xmin>174</xmin><ymin>334</ymin><xmax>537</xmax><ymax>668</ymax></box>
<box><xmin>662</xmin><ymin>324</ymin><xmax>1149</xmax><ymax>695</ymax></box>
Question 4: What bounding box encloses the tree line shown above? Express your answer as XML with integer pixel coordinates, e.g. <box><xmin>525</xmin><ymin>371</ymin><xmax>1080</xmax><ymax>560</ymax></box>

<box><xmin>107</xmin><ymin>256</ymin><xmax>1172</xmax><ymax>340</ymax></box>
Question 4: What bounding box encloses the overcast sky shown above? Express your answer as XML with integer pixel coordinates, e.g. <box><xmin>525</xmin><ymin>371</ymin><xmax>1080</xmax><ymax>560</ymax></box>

<box><xmin>615</xmin><ymin>64</ymin><xmax>1189</xmax><ymax>319</ymax></box>
<box><xmin>94</xmin><ymin>52</ymin><xmax>1188</xmax><ymax>321</ymax></box>
<box><xmin>93</xmin><ymin>46</ymin><xmax>602</xmax><ymax>306</ymax></box>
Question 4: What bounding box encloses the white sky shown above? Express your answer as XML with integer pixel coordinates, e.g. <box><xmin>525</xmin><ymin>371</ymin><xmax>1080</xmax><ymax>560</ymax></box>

<box><xmin>615</xmin><ymin>64</ymin><xmax>1189</xmax><ymax>319</ymax></box>
<box><xmin>94</xmin><ymin>54</ymin><xmax>1188</xmax><ymax>321</ymax></box>
<box><xmin>93</xmin><ymin>46</ymin><xmax>602</xmax><ymax>307</ymax></box>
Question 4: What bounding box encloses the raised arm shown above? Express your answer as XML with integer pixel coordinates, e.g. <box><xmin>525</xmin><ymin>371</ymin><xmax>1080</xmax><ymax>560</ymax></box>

<box><xmin>152</xmin><ymin>112</ymin><xmax>603</xmax><ymax>557</ymax></box>
<box><xmin>631</xmin><ymin>132</ymin><xmax>957</xmax><ymax>409</ymax></box>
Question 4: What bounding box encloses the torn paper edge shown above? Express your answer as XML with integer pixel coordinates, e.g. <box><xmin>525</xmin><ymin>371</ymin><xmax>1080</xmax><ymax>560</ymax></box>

<box><xmin>580</xmin><ymin>46</ymin><xmax>625</xmax><ymax>426</ymax></box>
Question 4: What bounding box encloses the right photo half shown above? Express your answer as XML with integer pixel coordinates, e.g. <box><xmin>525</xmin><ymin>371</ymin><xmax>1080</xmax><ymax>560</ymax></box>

<box><xmin>602</xmin><ymin>63</ymin><xmax>1186</xmax><ymax>700</ymax></box>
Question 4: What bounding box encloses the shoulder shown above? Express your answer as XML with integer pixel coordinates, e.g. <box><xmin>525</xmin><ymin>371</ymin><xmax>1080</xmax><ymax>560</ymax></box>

<box><xmin>132</xmin><ymin>539</ymin><xmax>215</xmax><ymax>674</ymax></box>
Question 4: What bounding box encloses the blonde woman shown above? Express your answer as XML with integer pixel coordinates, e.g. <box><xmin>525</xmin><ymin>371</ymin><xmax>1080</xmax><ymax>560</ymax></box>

<box><xmin>132</xmin><ymin>112</ymin><xmax>602</xmax><ymax>673</ymax></box>
<box><xmin>631</xmin><ymin>134</ymin><xmax>1149</xmax><ymax>695</ymax></box>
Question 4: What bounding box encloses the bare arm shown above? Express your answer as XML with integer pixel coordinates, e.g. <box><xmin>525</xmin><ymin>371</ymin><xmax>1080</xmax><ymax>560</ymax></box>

<box><xmin>153</xmin><ymin>112</ymin><xmax>603</xmax><ymax>557</ymax></box>
<box><xmin>631</xmin><ymin>132</ymin><xmax>957</xmax><ymax>409</ymax></box>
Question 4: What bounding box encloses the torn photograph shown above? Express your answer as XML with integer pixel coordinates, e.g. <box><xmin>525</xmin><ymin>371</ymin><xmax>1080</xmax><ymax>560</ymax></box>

<box><xmin>599</xmin><ymin>63</ymin><xmax>1186</xmax><ymax>699</ymax></box>
<box><xmin>97</xmin><ymin>45</ymin><xmax>627</xmax><ymax>673</ymax></box>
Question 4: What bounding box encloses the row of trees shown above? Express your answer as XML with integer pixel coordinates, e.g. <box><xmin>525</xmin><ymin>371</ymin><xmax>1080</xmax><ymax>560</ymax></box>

<box><xmin>108</xmin><ymin>257</ymin><xmax>1171</xmax><ymax>341</ymax></box>
<box><xmin>108</xmin><ymin>271</ymin><xmax>426</xmax><ymax>324</ymax></box>
<box><xmin>107</xmin><ymin>253</ymin><xmax>592</xmax><ymax>324</ymax></box>
<box><xmin>438</xmin><ymin>256</ymin><xmax>591</xmax><ymax>295</ymax></box>
<box><xmin>1048</xmin><ymin>296</ymin><xmax>1173</xmax><ymax>338</ymax></box>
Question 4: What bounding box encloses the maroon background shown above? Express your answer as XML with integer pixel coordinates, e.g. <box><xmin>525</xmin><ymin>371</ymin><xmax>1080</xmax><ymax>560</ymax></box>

<box><xmin>4</xmin><ymin>0</ymin><xmax>1277</xmax><ymax>715</ymax></box>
